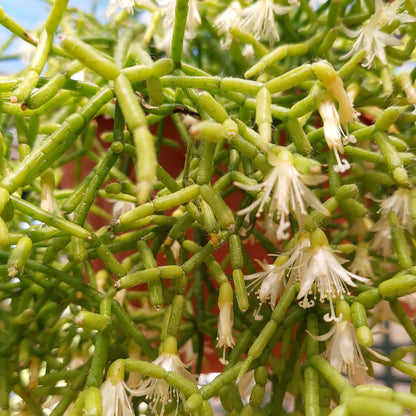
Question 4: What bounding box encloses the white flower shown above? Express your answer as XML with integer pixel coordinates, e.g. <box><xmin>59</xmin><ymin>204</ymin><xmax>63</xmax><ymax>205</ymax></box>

<box><xmin>370</xmin><ymin>300</ymin><xmax>394</xmax><ymax>332</ymax></box>
<box><xmin>180</xmin><ymin>114</ymin><xmax>199</xmax><ymax>129</ymax></box>
<box><xmin>240</xmin><ymin>0</ymin><xmax>293</xmax><ymax>45</ymax></box>
<box><xmin>155</xmin><ymin>0</ymin><xmax>201</xmax><ymax>53</ymax></box>
<box><xmin>371</xmin><ymin>215</ymin><xmax>394</xmax><ymax>256</ymax></box>
<box><xmin>299</xmin><ymin>246</ymin><xmax>369</xmax><ymax>320</ymax></box>
<box><xmin>133</xmin><ymin>351</ymin><xmax>198</xmax><ymax>416</ymax></box>
<box><xmin>114</xmin><ymin>288</ymin><xmax>127</xmax><ymax>305</ymax></box>
<box><xmin>309</xmin><ymin>320</ymin><xmax>368</xmax><ymax>384</ymax></box>
<box><xmin>378</xmin><ymin>188</ymin><xmax>413</xmax><ymax>233</ymax></box>
<box><xmin>242</xmin><ymin>44</ymin><xmax>255</xmax><ymax>59</ymax></box>
<box><xmin>234</xmin><ymin>149</ymin><xmax>329</xmax><ymax>240</ymax></box>
<box><xmin>350</xmin><ymin>217</ymin><xmax>373</xmax><ymax>240</ymax></box>
<box><xmin>39</xmin><ymin>170</ymin><xmax>57</xmax><ymax>214</ymax></box>
<box><xmin>185</xmin><ymin>0</ymin><xmax>201</xmax><ymax>38</ymax></box>
<box><xmin>238</xmin><ymin>370</ymin><xmax>255</xmax><ymax>404</ymax></box>
<box><xmin>179</xmin><ymin>338</ymin><xmax>197</xmax><ymax>367</ymax></box>
<box><xmin>106</xmin><ymin>0</ymin><xmax>135</xmax><ymax>17</ymax></box>
<box><xmin>283</xmin><ymin>232</ymin><xmax>313</xmax><ymax>283</ymax></box>
<box><xmin>112</xmin><ymin>200</ymin><xmax>136</xmax><ymax>220</ymax></box>
<box><xmin>371</xmin><ymin>189</ymin><xmax>414</xmax><ymax>256</ymax></box>
<box><xmin>290</xmin><ymin>229</ymin><xmax>369</xmax><ymax>321</ymax></box>
<box><xmin>313</xmin><ymin>61</ymin><xmax>359</xmax><ymax>130</ymax></box>
<box><xmin>349</xmin><ymin>244</ymin><xmax>374</xmax><ymax>278</ymax></box>
<box><xmin>318</xmin><ymin>98</ymin><xmax>356</xmax><ymax>173</ymax></box>
<box><xmin>169</xmin><ymin>240</ymin><xmax>182</xmax><ymax>262</ymax></box>
<box><xmin>217</xmin><ymin>283</ymin><xmax>235</xmax><ymax>364</ymax></box>
<box><xmin>342</xmin><ymin>0</ymin><xmax>416</xmax><ymax>68</ymax></box>
<box><xmin>214</xmin><ymin>2</ymin><xmax>242</xmax><ymax>47</ymax></box>
<box><xmin>244</xmin><ymin>258</ymin><xmax>287</xmax><ymax>317</ymax></box>
<box><xmin>40</xmin><ymin>183</ymin><xmax>57</xmax><ymax>213</ymax></box>
<box><xmin>16</xmin><ymin>40</ymin><xmax>36</xmax><ymax>65</ymax></box>
<box><xmin>217</xmin><ymin>301</ymin><xmax>235</xmax><ymax>363</ymax></box>
<box><xmin>256</xmin><ymin>215</ymin><xmax>280</xmax><ymax>243</ymax></box>
<box><xmin>100</xmin><ymin>378</ymin><xmax>134</xmax><ymax>416</ymax></box>
<box><xmin>154</xmin><ymin>0</ymin><xmax>175</xmax><ymax>52</ymax></box>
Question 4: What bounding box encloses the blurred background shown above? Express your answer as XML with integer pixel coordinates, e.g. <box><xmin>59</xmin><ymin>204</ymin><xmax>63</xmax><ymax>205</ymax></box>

<box><xmin>0</xmin><ymin>0</ymin><xmax>105</xmax><ymax>74</ymax></box>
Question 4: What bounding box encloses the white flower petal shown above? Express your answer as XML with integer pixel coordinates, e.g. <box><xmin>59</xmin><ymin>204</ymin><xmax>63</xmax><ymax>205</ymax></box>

<box><xmin>245</xmin><ymin>262</ymin><xmax>286</xmax><ymax>307</ymax></box>
<box><xmin>214</xmin><ymin>2</ymin><xmax>242</xmax><ymax>35</ymax></box>
<box><xmin>101</xmin><ymin>379</ymin><xmax>135</xmax><ymax>416</ymax></box>
<box><xmin>342</xmin><ymin>0</ymin><xmax>412</xmax><ymax>67</ymax></box>
<box><xmin>240</xmin><ymin>0</ymin><xmax>292</xmax><ymax>44</ymax></box>
<box><xmin>324</xmin><ymin>321</ymin><xmax>368</xmax><ymax>384</ymax></box>
<box><xmin>296</xmin><ymin>246</ymin><xmax>369</xmax><ymax>305</ymax></box>
<box><xmin>340</xmin><ymin>23</ymin><xmax>361</xmax><ymax>38</ymax></box>
<box><xmin>235</xmin><ymin>157</ymin><xmax>328</xmax><ymax>239</ymax></box>
<box><xmin>297</xmin><ymin>181</ymin><xmax>330</xmax><ymax>216</ymax></box>
<box><xmin>376</xmin><ymin>31</ymin><xmax>403</xmax><ymax>47</ymax></box>
<box><xmin>128</xmin><ymin>353</ymin><xmax>197</xmax><ymax>416</ymax></box>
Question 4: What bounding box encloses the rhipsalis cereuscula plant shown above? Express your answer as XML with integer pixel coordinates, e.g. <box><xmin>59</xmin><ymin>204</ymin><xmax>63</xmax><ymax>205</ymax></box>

<box><xmin>1</xmin><ymin>0</ymin><xmax>416</xmax><ymax>415</ymax></box>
